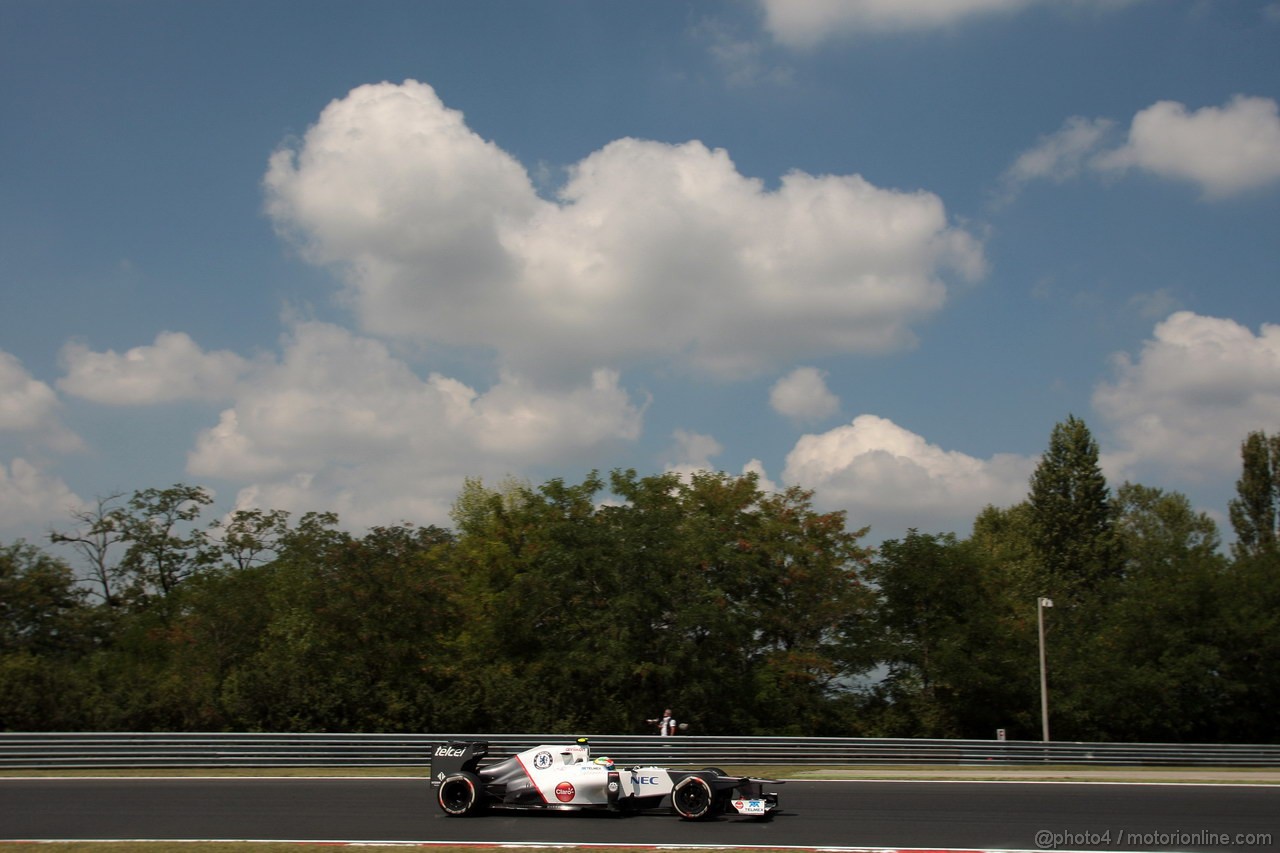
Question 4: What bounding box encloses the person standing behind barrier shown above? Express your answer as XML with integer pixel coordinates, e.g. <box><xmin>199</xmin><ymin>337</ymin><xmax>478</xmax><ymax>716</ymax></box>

<box><xmin>652</xmin><ymin>708</ymin><xmax>677</xmax><ymax>736</ymax></box>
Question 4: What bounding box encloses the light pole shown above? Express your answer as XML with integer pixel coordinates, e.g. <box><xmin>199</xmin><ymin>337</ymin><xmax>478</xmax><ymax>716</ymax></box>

<box><xmin>1037</xmin><ymin>596</ymin><xmax>1053</xmax><ymax>742</ymax></box>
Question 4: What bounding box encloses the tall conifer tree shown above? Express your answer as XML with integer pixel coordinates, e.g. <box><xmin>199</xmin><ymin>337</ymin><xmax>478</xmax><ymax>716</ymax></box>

<box><xmin>1228</xmin><ymin>430</ymin><xmax>1280</xmax><ymax>560</ymax></box>
<box><xmin>1027</xmin><ymin>415</ymin><xmax>1118</xmax><ymax>599</ymax></box>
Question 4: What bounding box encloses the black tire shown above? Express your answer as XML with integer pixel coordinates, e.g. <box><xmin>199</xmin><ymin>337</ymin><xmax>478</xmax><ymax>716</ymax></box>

<box><xmin>672</xmin><ymin>774</ymin><xmax>715</xmax><ymax>820</ymax></box>
<box><xmin>437</xmin><ymin>771</ymin><xmax>486</xmax><ymax>816</ymax></box>
<box><xmin>701</xmin><ymin>767</ymin><xmax>728</xmax><ymax>776</ymax></box>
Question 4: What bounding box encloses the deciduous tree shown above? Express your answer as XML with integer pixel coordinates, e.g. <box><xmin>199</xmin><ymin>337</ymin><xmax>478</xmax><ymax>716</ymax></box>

<box><xmin>49</xmin><ymin>492</ymin><xmax>128</xmax><ymax>605</ymax></box>
<box><xmin>114</xmin><ymin>485</ymin><xmax>214</xmax><ymax>600</ymax></box>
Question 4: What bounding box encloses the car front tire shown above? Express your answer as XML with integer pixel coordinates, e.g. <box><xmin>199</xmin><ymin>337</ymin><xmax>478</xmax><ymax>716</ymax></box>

<box><xmin>672</xmin><ymin>774</ymin><xmax>715</xmax><ymax>820</ymax></box>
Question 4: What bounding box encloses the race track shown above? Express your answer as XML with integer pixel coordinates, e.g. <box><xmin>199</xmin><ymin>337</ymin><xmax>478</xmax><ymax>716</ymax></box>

<box><xmin>1</xmin><ymin>777</ymin><xmax>1276</xmax><ymax>852</ymax></box>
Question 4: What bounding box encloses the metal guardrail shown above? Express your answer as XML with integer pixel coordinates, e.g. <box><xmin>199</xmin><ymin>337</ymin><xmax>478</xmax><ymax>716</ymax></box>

<box><xmin>1</xmin><ymin>732</ymin><xmax>1278</xmax><ymax>769</ymax></box>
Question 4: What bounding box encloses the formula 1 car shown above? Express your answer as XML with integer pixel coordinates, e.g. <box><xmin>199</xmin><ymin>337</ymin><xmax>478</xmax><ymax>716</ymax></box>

<box><xmin>430</xmin><ymin>738</ymin><xmax>781</xmax><ymax>820</ymax></box>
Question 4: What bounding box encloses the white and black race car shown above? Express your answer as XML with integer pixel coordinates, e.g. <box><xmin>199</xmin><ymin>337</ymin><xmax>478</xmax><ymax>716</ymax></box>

<box><xmin>430</xmin><ymin>738</ymin><xmax>781</xmax><ymax>820</ymax></box>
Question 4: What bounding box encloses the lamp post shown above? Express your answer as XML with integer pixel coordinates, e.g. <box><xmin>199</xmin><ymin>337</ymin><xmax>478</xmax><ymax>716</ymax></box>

<box><xmin>1037</xmin><ymin>597</ymin><xmax>1053</xmax><ymax>742</ymax></box>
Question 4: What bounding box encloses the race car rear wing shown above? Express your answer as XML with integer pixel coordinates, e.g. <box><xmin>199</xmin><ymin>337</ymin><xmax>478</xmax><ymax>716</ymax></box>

<box><xmin>429</xmin><ymin>740</ymin><xmax>489</xmax><ymax>778</ymax></box>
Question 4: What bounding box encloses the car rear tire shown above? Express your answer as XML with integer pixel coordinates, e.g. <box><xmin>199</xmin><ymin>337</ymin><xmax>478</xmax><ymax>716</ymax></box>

<box><xmin>437</xmin><ymin>771</ymin><xmax>486</xmax><ymax>816</ymax></box>
<box><xmin>672</xmin><ymin>774</ymin><xmax>715</xmax><ymax>820</ymax></box>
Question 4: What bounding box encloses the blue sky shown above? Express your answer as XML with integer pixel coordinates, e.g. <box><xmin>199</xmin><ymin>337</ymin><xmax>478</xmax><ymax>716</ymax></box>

<box><xmin>3</xmin><ymin>0</ymin><xmax>1279</xmax><ymax>549</ymax></box>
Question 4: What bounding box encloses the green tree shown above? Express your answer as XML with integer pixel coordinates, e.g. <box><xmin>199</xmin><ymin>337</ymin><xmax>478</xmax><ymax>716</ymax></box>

<box><xmin>746</xmin><ymin>485</ymin><xmax>874</xmax><ymax>734</ymax></box>
<box><xmin>657</xmin><ymin>470</ymin><xmax>772</xmax><ymax>732</ymax></box>
<box><xmin>445</xmin><ymin>469</ymin><xmax>874</xmax><ymax>735</ymax></box>
<box><xmin>597</xmin><ymin>470</ymin><xmax>691</xmax><ymax>728</ymax></box>
<box><xmin>1115</xmin><ymin>482</ymin><xmax>1222</xmax><ymax>575</ymax></box>
<box><xmin>222</xmin><ymin>521</ymin><xmax>460</xmax><ymax>731</ymax></box>
<box><xmin>1027</xmin><ymin>415</ymin><xmax>1118</xmax><ymax>601</ymax></box>
<box><xmin>1228</xmin><ymin>430</ymin><xmax>1280</xmax><ymax>560</ymax></box>
<box><xmin>1023</xmin><ymin>417</ymin><xmax>1121</xmax><ymax>741</ymax></box>
<box><xmin>1067</xmin><ymin>484</ymin><xmax>1229</xmax><ymax>741</ymax></box>
<box><xmin>866</xmin><ymin>529</ymin><xmax>1035</xmax><ymax>739</ymax></box>
<box><xmin>969</xmin><ymin>502</ymin><xmax>1041</xmax><ymax>604</ymax></box>
<box><xmin>447</xmin><ymin>475</ymin><xmax>582</xmax><ymax>730</ymax></box>
<box><xmin>49</xmin><ymin>492</ymin><xmax>128</xmax><ymax>605</ymax></box>
<box><xmin>115</xmin><ymin>484</ymin><xmax>214</xmax><ymax>601</ymax></box>
<box><xmin>206</xmin><ymin>507</ymin><xmax>293</xmax><ymax>571</ymax></box>
<box><xmin>1212</xmin><ymin>547</ymin><xmax>1280</xmax><ymax>742</ymax></box>
<box><xmin>601</xmin><ymin>470</ymin><xmax>873</xmax><ymax>734</ymax></box>
<box><xmin>158</xmin><ymin>563</ymin><xmax>278</xmax><ymax>729</ymax></box>
<box><xmin>963</xmin><ymin>503</ymin><xmax>1044</xmax><ymax>738</ymax></box>
<box><xmin>866</xmin><ymin>531</ymin><xmax>977</xmax><ymax>736</ymax></box>
<box><xmin>0</xmin><ymin>540</ymin><xmax>89</xmax><ymax>656</ymax></box>
<box><xmin>0</xmin><ymin>540</ymin><xmax>100</xmax><ymax>730</ymax></box>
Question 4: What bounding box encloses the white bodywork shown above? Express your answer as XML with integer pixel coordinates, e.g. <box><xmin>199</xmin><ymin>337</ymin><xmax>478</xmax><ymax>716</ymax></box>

<box><xmin>430</xmin><ymin>738</ymin><xmax>779</xmax><ymax>819</ymax></box>
<box><xmin>511</xmin><ymin>742</ymin><xmax>766</xmax><ymax>815</ymax></box>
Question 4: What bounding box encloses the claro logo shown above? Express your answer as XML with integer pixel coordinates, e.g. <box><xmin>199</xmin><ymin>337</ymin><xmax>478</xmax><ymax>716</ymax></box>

<box><xmin>434</xmin><ymin>746</ymin><xmax>467</xmax><ymax>757</ymax></box>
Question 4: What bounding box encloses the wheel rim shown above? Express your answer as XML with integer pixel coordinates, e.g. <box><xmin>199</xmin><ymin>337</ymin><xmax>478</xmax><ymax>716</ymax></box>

<box><xmin>439</xmin><ymin>777</ymin><xmax>475</xmax><ymax>814</ymax></box>
<box><xmin>673</xmin><ymin>776</ymin><xmax>711</xmax><ymax>818</ymax></box>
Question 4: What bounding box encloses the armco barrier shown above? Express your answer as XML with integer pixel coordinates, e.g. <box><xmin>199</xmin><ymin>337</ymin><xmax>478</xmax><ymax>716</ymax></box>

<box><xmin>1</xmin><ymin>733</ymin><xmax>1278</xmax><ymax>769</ymax></box>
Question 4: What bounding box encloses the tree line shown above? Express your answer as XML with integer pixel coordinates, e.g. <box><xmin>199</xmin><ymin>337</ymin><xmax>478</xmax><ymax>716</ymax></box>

<box><xmin>1</xmin><ymin>417</ymin><xmax>1277</xmax><ymax>742</ymax></box>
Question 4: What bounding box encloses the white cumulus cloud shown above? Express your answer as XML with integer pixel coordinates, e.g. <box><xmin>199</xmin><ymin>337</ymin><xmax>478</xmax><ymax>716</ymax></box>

<box><xmin>741</xmin><ymin>458</ymin><xmax>780</xmax><ymax>493</ymax></box>
<box><xmin>1093</xmin><ymin>311</ymin><xmax>1280</xmax><ymax>480</ymax></box>
<box><xmin>1095</xmin><ymin>95</ymin><xmax>1280</xmax><ymax>199</ymax></box>
<box><xmin>758</xmin><ymin>0</ymin><xmax>1141</xmax><ymax>46</ymax></box>
<box><xmin>187</xmin><ymin>321</ymin><xmax>645</xmax><ymax>529</ymax></box>
<box><xmin>783</xmin><ymin>414</ymin><xmax>1034</xmax><ymax>535</ymax></box>
<box><xmin>770</xmin><ymin>366</ymin><xmax>841</xmax><ymax>423</ymax></box>
<box><xmin>0</xmin><ymin>350</ymin><xmax>82</xmax><ymax>453</ymax></box>
<box><xmin>1000</xmin><ymin>96</ymin><xmax>1280</xmax><ymax>201</ymax></box>
<box><xmin>58</xmin><ymin>331</ymin><xmax>254</xmax><ymax>404</ymax></box>
<box><xmin>0</xmin><ymin>351</ymin><xmax>86</xmax><ymax>538</ymax></box>
<box><xmin>0</xmin><ymin>457</ymin><xmax>84</xmax><ymax>533</ymax></box>
<box><xmin>663</xmin><ymin>428</ymin><xmax>726</xmax><ymax>480</ymax></box>
<box><xmin>662</xmin><ymin>429</ymin><xmax>775</xmax><ymax>488</ymax></box>
<box><xmin>265</xmin><ymin>80</ymin><xmax>984</xmax><ymax>380</ymax></box>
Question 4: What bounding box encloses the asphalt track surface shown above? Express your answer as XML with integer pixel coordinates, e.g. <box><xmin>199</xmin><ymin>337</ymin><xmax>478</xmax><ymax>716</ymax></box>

<box><xmin>1</xmin><ymin>777</ymin><xmax>1277</xmax><ymax>852</ymax></box>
